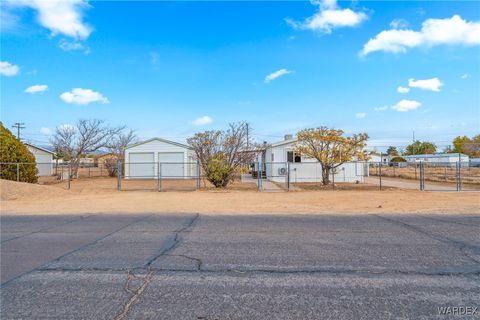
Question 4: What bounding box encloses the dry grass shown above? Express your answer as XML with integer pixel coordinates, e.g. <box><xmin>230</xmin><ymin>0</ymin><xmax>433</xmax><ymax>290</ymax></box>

<box><xmin>370</xmin><ymin>166</ymin><xmax>480</xmax><ymax>185</ymax></box>
<box><xmin>1</xmin><ymin>178</ymin><xmax>479</xmax><ymax>215</ymax></box>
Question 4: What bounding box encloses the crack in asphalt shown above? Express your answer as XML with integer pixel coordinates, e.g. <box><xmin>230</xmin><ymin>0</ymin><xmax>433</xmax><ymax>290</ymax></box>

<box><xmin>419</xmin><ymin>214</ymin><xmax>480</xmax><ymax>227</ymax></box>
<box><xmin>145</xmin><ymin>213</ymin><xmax>200</xmax><ymax>268</ymax></box>
<box><xmin>115</xmin><ymin>269</ymin><xmax>154</xmax><ymax>320</ymax></box>
<box><xmin>1</xmin><ymin>215</ymin><xmax>153</xmax><ymax>287</ymax></box>
<box><xmin>113</xmin><ymin>213</ymin><xmax>200</xmax><ymax>320</ymax></box>
<box><xmin>1</xmin><ymin>215</ymin><xmax>93</xmax><ymax>244</ymax></box>
<box><xmin>372</xmin><ymin>214</ymin><xmax>480</xmax><ymax>264</ymax></box>
<box><xmin>34</xmin><ymin>265</ymin><xmax>480</xmax><ymax>277</ymax></box>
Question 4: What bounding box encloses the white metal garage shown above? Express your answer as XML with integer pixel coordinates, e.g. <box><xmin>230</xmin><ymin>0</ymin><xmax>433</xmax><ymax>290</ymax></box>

<box><xmin>124</xmin><ymin>137</ymin><xmax>196</xmax><ymax>179</ymax></box>
<box><xmin>25</xmin><ymin>143</ymin><xmax>55</xmax><ymax>176</ymax></box>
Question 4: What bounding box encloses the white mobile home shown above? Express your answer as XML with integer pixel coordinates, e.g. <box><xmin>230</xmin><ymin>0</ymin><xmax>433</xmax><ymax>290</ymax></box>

<box><xmin>263</xmin><ymin>136</ymin><xmax>367</xmax><ymax>183</ymax></box>
<box><xmin>403</xmin><ymin>153</ymin><xmax>469</xmax><ymax>167</ymax></box>
<box><xmin>124</xmin><ymin>137</ymin><xmax>196</xmax><ymax>179</ymax></box>
<box><xmin>25</xmin><ymin>143</ymin><xmax>55</xmax><ymax>176</ymax></box>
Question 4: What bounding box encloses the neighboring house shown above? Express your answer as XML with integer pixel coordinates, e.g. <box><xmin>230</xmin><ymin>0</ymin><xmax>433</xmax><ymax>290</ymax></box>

<box><xmin>262</xmin><ymin>135</ymin><xmax>368</xmax><ymax>183</ymax></box>
<box><xmin>24</xmin><ymin>143</ymin><xmax>55</xmax><ymax>176</ymax></box>
<box><xmin>470</xmin><ymin>158</ymin><xmax>480</xmax><ymax>167</ymax></box>
<box><xmin>403</xmin><ymin>153</ymin><xmax>469</xmax><ymax>167</ymax></box>
<box><xmin>124</xmin><ymin>137</ymin><xmax>196</xmax><ymax>179</ymax></box>
<box><xmin>79</xmin><ymin>157</ymin><xmax>95</xmax><ymax>167</ymax></box>
<box><xmin>367</xmin><ymin>152</ymin><xmax>390</xmax><ymax>165</ymax></box>
<box><xmin>95</xmin><ymin>153</ymin><xmax>118</xmax><ymax>166</ymax></box>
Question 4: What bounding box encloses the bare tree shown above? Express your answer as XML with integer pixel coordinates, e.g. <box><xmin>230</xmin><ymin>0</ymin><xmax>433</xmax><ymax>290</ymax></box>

<box><xmin>51</xmin><ymin>119</ymin><xmax>125</xmax><ymax>177</ymax></box>
<box><xmin>104</xmin><ymin>129</ymin><xmax>137</xmax><ymax>177</ymax></box>
<box><xmin>187</xmin><ymin>122</ymin><xmax>256</xmax><ymax>187</ymax></box>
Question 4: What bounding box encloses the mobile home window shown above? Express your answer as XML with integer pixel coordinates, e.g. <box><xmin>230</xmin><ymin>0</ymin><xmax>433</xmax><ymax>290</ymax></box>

<box><xmin>287</xmin><ymin>151</ymin><xmax>301</xmax><ymax>163</ymax></box>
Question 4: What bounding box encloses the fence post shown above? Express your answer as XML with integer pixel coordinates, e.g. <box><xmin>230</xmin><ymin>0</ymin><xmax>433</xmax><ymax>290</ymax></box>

<box><xmin>16</xmin><ymin>163</ymin><xmax>20</xmax><ymax>182</ymax></box>
<box><xmin>158</xmin><ymin>161</ymin><xmax>162</xmax><ymax>191</ymax></box>
<box><xmin>419</xmin><ymin>162</ymin><xmax>424</xmax><ymax>191</ymax></box>
<box><xmin>455</xmin><ymin>162</ymin><xmax>462</xmax><ymax>191</ymax></box>
<box><xmin>379</xmin><ymin>162</ymin><xmax>382</xmax><ymax>190</ymax></box>
<box><xmin>159</xmin><ymin>163</ymin><xmax>162</xmax><ymax>192</ymax></box>
<box><xmin>68</xmin><ymin>163</ymin><xmax>71</xmax><ymax>190</ymax></box>
<box><xmin>286</xmin><ymin>162</ymin><xmax>290</xmax><ymax>191</ymax></box>
<box><xmin>196</xmin><ymin>160</ymin><xmax>201</xmax><ymax>190</ymax></box>
<box><xmin>256</xmin><ymin>157</ymin><xmax>262</xmax><ymax>191</ymax></box>
<box><xmin>117</xmin><ymin>160</ymin><xmax>122</xmax><ymax>191</ymax></box>
<box><xmin>157</xmin><ymin>162</ymin><xmax>161</xmax><ymax>192</ymax></box>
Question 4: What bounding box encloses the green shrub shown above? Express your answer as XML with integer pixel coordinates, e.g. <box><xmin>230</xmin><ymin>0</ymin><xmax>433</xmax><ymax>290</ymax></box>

<box><xmin>390</xmin><ymin>156</ymin><xmax>406</xmax><ymax>162</ymax></box>
<box><xmin>0</xmin><ymin>122</ymin><xmax>38</xmax><ymax>183</ymax></box>
<box><xmin>204</xmin><ymin>155</ymin><xmax>235</xmax><ymax>188</ymax></box>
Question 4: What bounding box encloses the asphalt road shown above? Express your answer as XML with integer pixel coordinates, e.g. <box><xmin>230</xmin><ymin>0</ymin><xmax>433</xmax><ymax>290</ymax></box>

<box><xmin>1</xmin><ymin>213</ymin><xmax>479</xmax><ymax>319</ymax></box>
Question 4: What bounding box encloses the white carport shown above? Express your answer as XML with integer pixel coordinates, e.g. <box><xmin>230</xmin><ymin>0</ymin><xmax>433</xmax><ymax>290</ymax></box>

<box><xmin>25</xmin><ymin>143</ymin><xmax>55</xmax><ymax>176</ymax></box>
<box><xmin>124</xmin><ymin>137</ymin><xmax>196</xmax><ymax>179</ymax></box>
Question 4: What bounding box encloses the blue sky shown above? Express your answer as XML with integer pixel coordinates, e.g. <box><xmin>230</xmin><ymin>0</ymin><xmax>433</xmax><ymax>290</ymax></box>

<box><xmin>1</xmin><ymin>0</ymin><xmax>479</xmax><ymax>151</ymax></box>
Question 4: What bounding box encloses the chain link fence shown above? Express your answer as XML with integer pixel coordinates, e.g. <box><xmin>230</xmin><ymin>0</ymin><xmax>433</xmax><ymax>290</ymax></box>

<box><xmin>368</xmin><ymin>161</ymin><xmax>480</xmax><ymax>191</ymax></box>
<box><xmin>1</xmin><ymin>160</ymin><xmax>479</xmax><ymax>192</ymax></box>
<box><xmin>118</xmin><ymin>161</ymin><xmax>202</xmax><ymax>191</ymax></box>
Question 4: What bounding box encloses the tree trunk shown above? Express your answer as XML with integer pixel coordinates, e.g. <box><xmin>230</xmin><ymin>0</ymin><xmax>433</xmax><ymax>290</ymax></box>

<box><xmin>322</xmin><ymin>166</ymin><xmax>330</xmax><ymax>185</ymax></box>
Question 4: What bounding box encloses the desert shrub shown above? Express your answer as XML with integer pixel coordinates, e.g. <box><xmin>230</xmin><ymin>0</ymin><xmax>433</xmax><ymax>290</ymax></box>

<box><xmin>204</xmin><ymin>155</ymin><xmax>235</xmax><ymax>188</ymax></box>
<box><xmin>104</xmin><ymin>158</ymin><xmax>119</xmax><ymax>177</ymax></box>
<box><xmin>0</xmin><ymin>122</ymin><xmax>38</xmax><ymax>183</ymax></box>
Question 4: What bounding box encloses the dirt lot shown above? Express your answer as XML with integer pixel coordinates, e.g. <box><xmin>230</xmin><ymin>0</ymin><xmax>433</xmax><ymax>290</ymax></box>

<box><xmin>1</xmin><ymin>178</ymin><xmax>478</xmax><ymax>215</ymax></box>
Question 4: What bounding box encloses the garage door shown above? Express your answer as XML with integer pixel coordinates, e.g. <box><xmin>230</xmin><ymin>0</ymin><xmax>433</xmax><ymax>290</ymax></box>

<box><xmin>158</xmin><ymin>152</ymin><xmax>184</xmax><ymax>178</ymax></box>
<box><xmin>129</xmin><ymin>153</ymin><xmax>155</xmax><ymax>178</ymax></box>
<box><xmin>35</xmin><ymin>154</ymin><xmax>52</xmax><ymax>176</ymax></box>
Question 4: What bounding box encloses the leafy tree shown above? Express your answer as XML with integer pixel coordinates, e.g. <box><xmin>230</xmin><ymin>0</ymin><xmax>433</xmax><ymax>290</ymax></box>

<box><xmin>452</xmin><ymin>135</ymin><xmax>470</xmax><ymax>153</ymax></box>
<box><xmin>450</xmin><ymin>135</ymin><xmax>480</xmax><ymax>157</ymax></box>
<box><xmin>188</xmin><ymin>122</ymin><xmax>255</xmax><ymax>188</ymax></box>
<box><xmin>404</xmin><ymin>140</ymin><xmax>436</xmax><ymax>155</ymax></box>
<box><xmin>386</xmin><ymin>146</ymin><xmax>398</xmax><ymax>156</ymax></box>
<box><xmin>0</xmin><ymin>122</ymin><xmax>38</xmax><ymax>183</ymax></box>
<box><xmin>295</xmin><ymin>126</ymin><xmax>369</xmax><ymax>185</ymax></box>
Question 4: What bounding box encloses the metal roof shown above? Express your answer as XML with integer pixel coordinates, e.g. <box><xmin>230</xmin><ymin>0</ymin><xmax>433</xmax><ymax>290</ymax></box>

<box><xmin>403</xmin><ymin>153</ymin><xmax>468</xmax><ymax>158</ymax></box>
<box><xmin>125</xmin><ymin>137</ymin><xmax>192</xmax><ymax>150</ymax></box>
<box><xmin>24</xmin><ymin>143</ymin><xmax>56</xmax><ymax>155</ymax></box>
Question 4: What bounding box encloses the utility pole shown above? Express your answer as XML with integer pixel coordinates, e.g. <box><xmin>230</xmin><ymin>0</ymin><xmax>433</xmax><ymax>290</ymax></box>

<box><xmin>12</xmin><ymin>123</ymin><xmax>26</xmax><ymax>140</ymax></box>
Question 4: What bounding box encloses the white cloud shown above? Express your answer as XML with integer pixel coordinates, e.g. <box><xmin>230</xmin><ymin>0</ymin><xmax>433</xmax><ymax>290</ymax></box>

<box><xmin>390</xmin><ymin>18</ymin><xmax>409</xmax><ymax>29</ymax></box>
<box><xmin>25</xmin><ymin>84</ymin><xmax>48</xmax><ymax>94</ymax></box>
<box><xmin>40</xmin><ymin>127</ymin><xmax>52</xmax><ymax>135</ymax></box>
<box><xmin>0</xmin><ymin>61</ymin><xmax>19</xmax><ymax>76</ymax></box>
<box><xmin>408</xmin><ymin>77</ymin><xmax>443</xmax><ymax>92</ymax></box>
<box><xmin>59</xmin><ymin>39</ymin><xmax>90</xmax><ymax>54</ymax></box>
<box><xmin>264</xmin><ymin>69</ymin><xmax>292</xmax><ymax>83</ymax></box>
<box><xmin>60</xmin><ymin>88</ymin><xmax>109</xmax><ymax>105</ymax></box>
<box><xmin>397</xmin><ymin>86</ymin><xmax>410</xmax><ymax>94</ymax></box>
<box><xmin>461</xmin><ymin>73</ymin><xmax>471</xmax><ymax>79</ymax></box>
<box><xmin>374</xmin><ymin>105</ymin><xmax>388</xmax><ymax>112</ymax></box>
<box><xmin>286</xmin><ymin>0</ymin><xmax>367</xmax><ymax>34</ymax></box>
<box><xmin>361</xmin><ymin>15</ymin><xmax>480</xmax><ymax>56</ymax></box>
<box><xmin>391</xmin><ymin>99</ymin><xmax>421</xmax><ymax>112</ymax></box>
<box><xmin>355</xmin><ymin>112</ymin><xmax>366</xmax><ymax>119</ymax></box>
<box><xmin>193</xmin><ymin>116</ymin><xmax>213</xmax><ymax>126</ymax></box>
<box><xmin>7</xmin><ymin>0</ymin><xmax>92</xmax><ymax>39</ymax></box>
